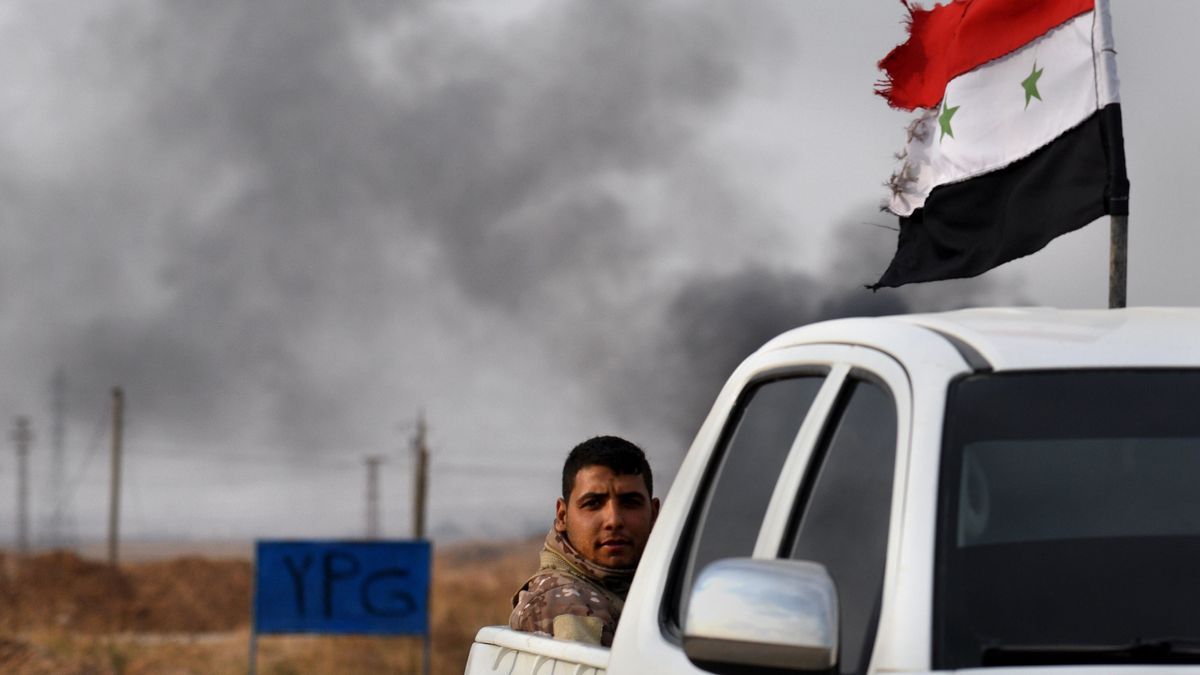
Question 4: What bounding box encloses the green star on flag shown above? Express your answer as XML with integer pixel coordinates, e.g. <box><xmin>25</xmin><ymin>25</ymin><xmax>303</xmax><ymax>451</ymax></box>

<box><xmin>1022</xmin><ymin>61</ymin><xmax>1043</xmax><ymax>109</ymax></box>
<box><xmin>938</xmin><ymin>99</ymin><xmax>959</xmax><ymax>141</ymax></box>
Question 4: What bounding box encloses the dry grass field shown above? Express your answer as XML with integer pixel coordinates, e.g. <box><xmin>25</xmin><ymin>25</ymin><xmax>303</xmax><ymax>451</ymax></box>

<box><xmin>0</xmin><ymin>538</ymin><xmax>539</xmax><ymax>674</ymax></box>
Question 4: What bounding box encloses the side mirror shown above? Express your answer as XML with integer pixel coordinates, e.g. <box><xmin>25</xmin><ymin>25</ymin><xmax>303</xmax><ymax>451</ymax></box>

<box><xmin>683</xmin><ymin>558</ymin><xmax>838</xmax><ymax>674</ymax></box>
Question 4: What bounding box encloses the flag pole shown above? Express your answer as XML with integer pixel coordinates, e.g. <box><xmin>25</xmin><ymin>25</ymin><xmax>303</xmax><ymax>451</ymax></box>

<box><xmin>1108</xmin><ymin>215</ymin><xmax>1127</xmax><ymax>309</ymax></box>
<box><xmin>1098</xmin><ymin>0</ymin><xmax>1129</xmax><ymax>310</ymax></box>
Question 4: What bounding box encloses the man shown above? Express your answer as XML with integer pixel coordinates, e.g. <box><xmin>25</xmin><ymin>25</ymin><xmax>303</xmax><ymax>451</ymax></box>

<box><xmin>510</xmin><ymin>435</ymin><xmax>659</xmax><ymax>647</ymax></box>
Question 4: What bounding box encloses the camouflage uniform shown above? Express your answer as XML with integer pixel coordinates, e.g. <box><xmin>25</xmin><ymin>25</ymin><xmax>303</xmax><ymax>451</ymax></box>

<box><xmin>510</xmin><ymin>528</ymin><xmax>634</xmax><ymax>647</ymax></box>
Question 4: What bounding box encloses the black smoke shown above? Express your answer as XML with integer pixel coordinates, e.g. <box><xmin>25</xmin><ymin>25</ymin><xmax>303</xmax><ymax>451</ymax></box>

<box><xmin>0</xmin><ymin>2</ymin><xmax>1023</xmax><ymax>539</ymax></box>
<box><xmin>600</xmin><ymin>211</ymin><xmax>1023</xmax><ymax>452</ymax></box>
<box><xmin>3</xmin><ymin>1</ymin><xmax>783</xmax><ymax>454</ymax></box>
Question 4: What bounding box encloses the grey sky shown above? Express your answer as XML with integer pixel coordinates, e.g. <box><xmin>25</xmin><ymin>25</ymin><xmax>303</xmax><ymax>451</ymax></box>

<box><xmin>0</xmin><ymin>1</ymin><xmax>1191</xmax><ymax>543</ymax></box>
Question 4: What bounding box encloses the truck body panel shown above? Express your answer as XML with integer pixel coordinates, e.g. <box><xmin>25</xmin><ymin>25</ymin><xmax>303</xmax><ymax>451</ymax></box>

<box><xmin>467</xmin><ymin>308</ymin><xmax>1200</xmax><ymax>675</ymax></box>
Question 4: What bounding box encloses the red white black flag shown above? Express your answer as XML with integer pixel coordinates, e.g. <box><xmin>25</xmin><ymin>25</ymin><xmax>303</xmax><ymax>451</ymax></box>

<box><xmin>871</xmin><ymin>0</ymin><xmax>1129</xmax><ymax>289</ymax></box>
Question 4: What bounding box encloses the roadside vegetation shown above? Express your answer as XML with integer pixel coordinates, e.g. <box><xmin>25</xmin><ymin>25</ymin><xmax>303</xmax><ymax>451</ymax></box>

<box><xmin>0</xmin><ymin>538</ymin><xmax>536</xmax><ymax>674</ymax></box>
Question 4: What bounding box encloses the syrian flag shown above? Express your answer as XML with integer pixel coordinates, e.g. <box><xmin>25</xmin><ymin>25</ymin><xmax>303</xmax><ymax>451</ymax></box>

<box><xmin>871</xmin><ymin>0</ymin><xmax>1129</xmax><ymax>289</ymax></box>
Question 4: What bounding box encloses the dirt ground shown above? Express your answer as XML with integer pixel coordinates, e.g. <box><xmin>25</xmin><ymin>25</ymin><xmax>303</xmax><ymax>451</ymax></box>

<box><xmin>0</xmin><ymin>538</ymin><xmax>539</xmax><ymax>675</ymax></box>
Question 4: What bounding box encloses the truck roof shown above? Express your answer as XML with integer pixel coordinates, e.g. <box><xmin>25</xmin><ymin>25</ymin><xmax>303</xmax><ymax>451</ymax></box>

<box><xmin>761</xmin><ymin>307</ymin><xmax>1200</xmax><ymax>372</ymax></box>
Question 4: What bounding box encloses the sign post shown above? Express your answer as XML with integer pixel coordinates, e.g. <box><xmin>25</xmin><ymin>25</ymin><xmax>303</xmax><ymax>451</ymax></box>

<box><xmin>250</xmin><ymin>540</ymin><xmax>432</xmax><ymax>674</ymax></box>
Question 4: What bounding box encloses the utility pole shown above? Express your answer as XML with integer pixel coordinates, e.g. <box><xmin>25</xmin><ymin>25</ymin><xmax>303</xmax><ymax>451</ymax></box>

<box><xmin>107</xmin><ymin>387</ymin><xmax>124</xmax><ymax>567</ymax></box>
<box><xmin>12</xmin><ymin>417</ymin><xmax>32</xmax><ymax>556</ymax></box>
<box><xmin>410</xmin><ymin>412</ymin><xmax>433</xmax><ymax>675</ymax></box>
<box><xmin>47</xmin><ymin>369</ymin><xmax>68</xmax><ymax>548</ymax></box>
<box><xmin>364</xmin><ymin>455</ymin><xmax>385</xmax><ymax>540</ymax></box>
<box><xmin>411</xmin><ymin>413</ymin><xmax>429</xmax><ymax>540</ymax></box>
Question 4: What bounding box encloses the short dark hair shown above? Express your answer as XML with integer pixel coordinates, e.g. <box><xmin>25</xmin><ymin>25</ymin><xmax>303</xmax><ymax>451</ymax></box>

<box><xmin>562</xmin><ymin>435</ymin><xmax>653</xmax><ymax>500</ymax></box>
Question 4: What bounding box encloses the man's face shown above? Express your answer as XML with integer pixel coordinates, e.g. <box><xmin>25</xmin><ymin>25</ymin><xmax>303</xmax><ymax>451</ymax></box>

<box><xmin>555</xmin><ymin>465</ymin><xmax>660</xmax><ymax>569</ymax></box>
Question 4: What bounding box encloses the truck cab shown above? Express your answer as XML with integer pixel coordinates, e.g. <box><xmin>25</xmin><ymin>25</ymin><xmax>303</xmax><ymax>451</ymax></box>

<box><xmin>469</xmin><ymin>307</ymin><xmax>1200</xmax><ymax>675</ymax></box>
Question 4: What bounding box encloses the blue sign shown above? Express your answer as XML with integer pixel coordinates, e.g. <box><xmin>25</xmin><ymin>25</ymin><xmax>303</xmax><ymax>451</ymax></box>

<box><xmin>254</xmin><ymin>540</ymin><xmax>431</xmax><ymax>635</ymax></box>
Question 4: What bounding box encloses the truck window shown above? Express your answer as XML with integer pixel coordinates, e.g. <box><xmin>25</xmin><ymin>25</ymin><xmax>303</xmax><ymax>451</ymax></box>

<box><xmin>667</xmin><ymin>374</ymin><xmax>826</xmax><ymax>633</ymax></box>
<box><xmin>786</xmin><ymin>376</ymin><xmax>897</xmax><ymax>675</ymax></box>
<box><xmin>936</xmin><ymin>370</ymin><xmax>1200</xmax><ymax>669</ymax></box>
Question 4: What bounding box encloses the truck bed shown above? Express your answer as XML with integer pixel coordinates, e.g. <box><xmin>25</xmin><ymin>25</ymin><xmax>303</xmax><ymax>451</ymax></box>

<box><xmin>465</xmin><ymin>626</ymin><xmax>610</xmax><ymax>675</ymax></box>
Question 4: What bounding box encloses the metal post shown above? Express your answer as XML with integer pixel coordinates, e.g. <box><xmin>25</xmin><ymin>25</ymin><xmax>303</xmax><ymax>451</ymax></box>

<box><xmin>412</xmin><ymin>413</ymin><xmax>432</xmax><ymax>675</ymax></box>
<box><xmin>365</xmin><ymin>455</ymin><xmax>384</xmax><ymax>540</ymax></box>
<box><xmin>12</xmin><ymin>417</ymin><xmax>32</xmax><ymax>556</ymax></box>
<box><xmin>1108</xmin><ymin>215</ymin><xmax>1128</xmax><ymax>309</ymax></box>
<box><xmin>420</xmin><ymin>427</ymin><xmax>432</xmax><ymax>675</ymax></box>
<box><xmin>412</xmin><ymin>414</ymin><xmax>428</xmax><ymax>540</ymax></box>
<box><xmin>108</xmin><ymin>387</ymin><xmax>124</xmax><ymax>566</ymax></box>
<box><xmin>48</xmin><ymin>369</ymin><xmax>68</xmax><ymax>548</ymax></box>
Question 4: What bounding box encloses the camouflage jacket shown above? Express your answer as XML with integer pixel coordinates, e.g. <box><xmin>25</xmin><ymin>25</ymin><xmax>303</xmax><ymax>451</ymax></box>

<box><xmin>509</xmin><ymin>528</ymin><xmax>634</xmax><ymax>647</ymax></box>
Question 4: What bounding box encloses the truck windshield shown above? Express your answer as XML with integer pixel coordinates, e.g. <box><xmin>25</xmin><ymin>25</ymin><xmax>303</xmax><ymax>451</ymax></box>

<box><xmin>936</xmin><ymin>370</ymin><xmax>1200</xmax><ymax>669</ymax></box>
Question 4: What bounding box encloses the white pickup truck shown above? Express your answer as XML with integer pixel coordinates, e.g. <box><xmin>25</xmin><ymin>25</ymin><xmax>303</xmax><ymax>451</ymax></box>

<box><xmin>467</xmin><ymin>307</ymin><xmax>1200</xmax><ymax>675</ymax></box>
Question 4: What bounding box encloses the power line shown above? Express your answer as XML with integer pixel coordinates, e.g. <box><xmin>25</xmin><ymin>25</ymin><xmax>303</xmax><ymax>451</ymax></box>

<box><xmin>115</xmin><ymin>439</ymin><xmax>366</xmax><ymax>469</ymax></box>
<box><xmin>129</xmin><ymin>446</ymin><xmax>359</xmax><ymax>470</ymax></box>
<box><xmin>431</xmin><ymin>461</ymin><xmax>557</xmax><ymax>475</ymax></box>
<box><xmin>57</xmin><ymin>440</ymin><xmax>556</xmax><ymax>474</ymax></box>
<box><xmin>124</xmin><ymin>426</ymin><xmax>147</xmax><ymax>537</ymax></box>
<box><xmin>58</xmin><ymin>404</ymin><xmax>109</xmax><ymax>517</ymax></box>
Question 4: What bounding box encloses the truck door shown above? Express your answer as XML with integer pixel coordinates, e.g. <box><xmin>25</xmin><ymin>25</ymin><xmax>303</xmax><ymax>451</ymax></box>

<box><xmin>610</xmin><ymin>345</ymin><xmax>909</xmax><ymax>675</ymax></box>
<box><xmin>778</xmin><ymin>371</ymin><xmax>899</xmax><ymax>675</ymax></box>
